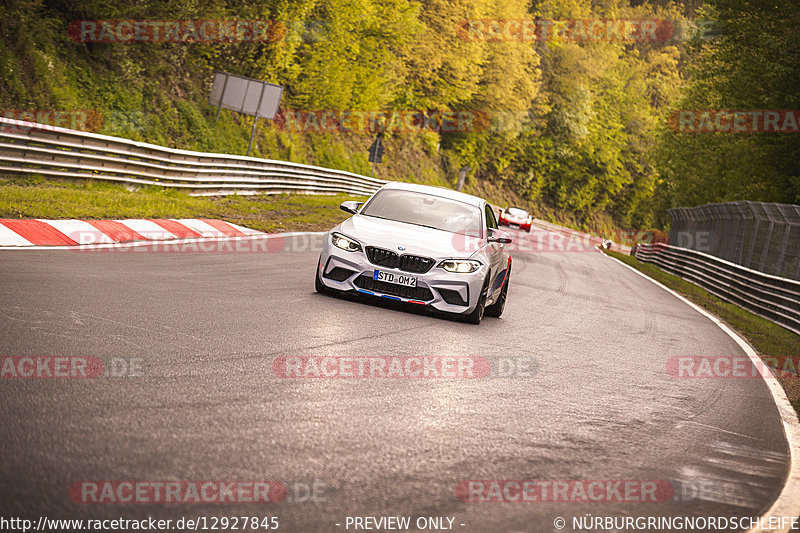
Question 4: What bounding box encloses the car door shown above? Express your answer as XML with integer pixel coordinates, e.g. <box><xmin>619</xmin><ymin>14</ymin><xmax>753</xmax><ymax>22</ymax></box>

<box><xmin>484</xmin><ymin>203</ymin><xmax>505</xmax><ymax>296</ymax></box>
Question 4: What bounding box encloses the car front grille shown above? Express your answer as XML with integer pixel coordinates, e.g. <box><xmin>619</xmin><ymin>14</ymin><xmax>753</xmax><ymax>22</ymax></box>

<box><xmin>366</xmin><ymin>246</ymin><xmax>399</xmax><ymax>268</ymax></box>
<box><xmin>398</xmin><ymin>254</ymin><xmax>435</xmax><ymax>273</ymax></box>
<box><xmin>354</xmin><ymin>274</ymin><xmax>434</xmax><ymax>301</ymax></box>
<box><xmin>366</xmin><ymin>246</ymin><xmax>434</xmax><ymax>274</ymax></box>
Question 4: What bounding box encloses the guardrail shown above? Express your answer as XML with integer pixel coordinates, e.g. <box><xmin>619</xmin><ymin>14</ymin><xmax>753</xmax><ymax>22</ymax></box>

<box><xmin>0</xmin><ymin>118</ymin><xmax>386</xmax><ymax>196</ymax></box>
<box><xmin>0</xmin><ymin>118</ymin><xmax>640</xmax><ymax>254</ymax></box>
<box><xmin>633</xmin><ymin>242</ymin><xmax>800</xmax><ymax>336</ymax></box>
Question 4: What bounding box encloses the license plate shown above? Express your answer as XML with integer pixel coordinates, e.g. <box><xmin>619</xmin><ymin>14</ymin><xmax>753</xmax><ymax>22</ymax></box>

<box><xmin>510</xmin><ymin>223</ymin><xmax>519</xmax><ymax>228</ymax></box>
<box><xmin>373</xmin><ymin>270</ymin><xmax>417</xmax><ymax>287</ymax></box>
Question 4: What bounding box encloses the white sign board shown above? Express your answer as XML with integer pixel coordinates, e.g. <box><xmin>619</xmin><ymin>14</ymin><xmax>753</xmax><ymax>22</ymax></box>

<box><xmin>210</xmin><ymin>72</ymin><xmax>283</xmax><ymax>119</ymax></box>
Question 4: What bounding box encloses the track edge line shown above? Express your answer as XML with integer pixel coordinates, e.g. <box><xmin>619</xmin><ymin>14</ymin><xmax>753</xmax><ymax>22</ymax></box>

<box><xmin>603</xmin><ymin>253</ymin><xmax>800</xmax><ymax>533</ymax></box>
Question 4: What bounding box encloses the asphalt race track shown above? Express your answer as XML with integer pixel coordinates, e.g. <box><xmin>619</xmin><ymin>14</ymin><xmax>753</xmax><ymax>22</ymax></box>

<box><xmin>0</xmin><ymin>227</ymin><xmax>790</xmax><ymax>532</ymax></box>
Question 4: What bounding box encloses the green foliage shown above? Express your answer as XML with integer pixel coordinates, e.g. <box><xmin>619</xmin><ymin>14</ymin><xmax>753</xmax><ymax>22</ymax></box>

<box><xmin>4</xmin><ymin>0</ymin><xmax>785</xmax><ymax>233</ymax></box>
<box><xmin>509</xmin><ymin>0</ymin><xmax>687</xmax><ymax>228</ymax></box>
<box><xmin>657</xmin><ymin>0</ymin><xmax>800</xmax><ymax>212</ymax></box>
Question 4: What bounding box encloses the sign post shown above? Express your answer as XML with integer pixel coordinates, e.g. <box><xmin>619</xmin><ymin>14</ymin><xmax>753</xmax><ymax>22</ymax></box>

<box><xmin>456</xmin><ymin>164</ymin><xmax>471</xmax><ymax>191</ymax></box>
<box><xmin>209</xmin><ymin>72</ymin><xmax>283</xmax><ymax>156</ymax></box>
<box><xmin>247</xmin><ymin>84</ymin><xmax>268</xmax><ymax>156</ymax></box>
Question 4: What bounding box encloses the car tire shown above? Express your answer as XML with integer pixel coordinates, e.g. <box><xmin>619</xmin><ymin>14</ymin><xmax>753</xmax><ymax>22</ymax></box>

<box><xmin>526</xmin><ymin>226</ymin><xmax>531</xmax><ymax>233</ymax></box>
<box><xmin>484</xmin><ymin>265</ymin><xmax>510</xmax><ymax>318</ymax></box>
<box><xmin>315</xmin><ymin>258</ymin><xmax>335</xmax><ymax>295</ymax></box>
<box><xmin>463</xmin><ymin>277</ymin><xmax>489</xmax><ymax>324</ymax></box>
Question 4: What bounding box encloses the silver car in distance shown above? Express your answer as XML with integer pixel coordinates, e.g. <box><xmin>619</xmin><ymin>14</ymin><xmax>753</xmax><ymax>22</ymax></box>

<box><xmin>315</xmin><ymin>181</ymin><xmax>513</xmax><ymax>324</ymax></box>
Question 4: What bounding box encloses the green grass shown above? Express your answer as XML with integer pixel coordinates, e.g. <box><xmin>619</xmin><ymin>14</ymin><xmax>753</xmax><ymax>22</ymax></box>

<box><xmin>0</xmin><ymin>175</ymin><xmax>364</xmax><ymax>233</ymax></box>
<box><xmin>0</xmin><ymin>172</ymin><xmax>645</xmax><ymax>243</ymax></box>
<box><xmin>605</xmin><ymin>249</ymin><xmax>800</xmax><ymax>413</ymax></box>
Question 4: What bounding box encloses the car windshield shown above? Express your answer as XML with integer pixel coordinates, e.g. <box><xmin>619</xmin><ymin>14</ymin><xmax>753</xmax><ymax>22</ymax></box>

<box><xmin>360</xmin><ymin>189</ymin><xmax>482</xmax><ymax>235</ymax></box>
<box><xmin>506</xmin><ymin>207</ymin><xmax>528</xmax><ymax>217</ymax></box>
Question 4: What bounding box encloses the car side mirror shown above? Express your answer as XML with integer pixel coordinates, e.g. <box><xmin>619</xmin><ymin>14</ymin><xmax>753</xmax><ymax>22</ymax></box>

<box><xmin>488</xmin><ymin>228</ymin><xmax>512</xmax><ymax>244</ymax></box>
<box><xmin>340</xmin><ymin>201</ymin><xmax>361</xmax><ymax>214</ymax></box>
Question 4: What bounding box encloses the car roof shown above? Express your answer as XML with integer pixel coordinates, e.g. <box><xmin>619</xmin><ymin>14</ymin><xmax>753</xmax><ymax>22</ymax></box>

<box><xmin>378</xmin><ymin>181</ymin><xmax>485</xmax><ymax>208</ymax></box>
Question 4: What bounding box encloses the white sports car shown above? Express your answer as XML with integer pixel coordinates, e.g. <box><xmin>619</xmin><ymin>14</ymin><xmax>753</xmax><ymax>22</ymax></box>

<box><xmin>315</xmin><ymin>182</ymin><xmax>513</xmax><ymax>324</ymax></box>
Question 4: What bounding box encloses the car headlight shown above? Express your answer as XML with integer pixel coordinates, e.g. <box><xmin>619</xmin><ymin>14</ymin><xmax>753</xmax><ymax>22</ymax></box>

<box><xmin>439</xmin><ymin>259</ymin><xmax>482</xmax><ymax>273</ymax></box>
<box><xmin>331</xmin><ymin>232</ymin><xmax>362</xmax><ymax>252</ymax></box>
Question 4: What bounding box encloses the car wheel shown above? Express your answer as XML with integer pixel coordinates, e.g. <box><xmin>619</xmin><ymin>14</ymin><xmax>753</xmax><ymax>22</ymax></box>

<box><xmin>484</xmin><ymin>265</ymin><xmax>510</xmax><ymax>318</ymax></box>
<box><xmin>464</xmin><ymin>277</ymin><xmax>489</xmax><ymax>324</ymax></box>
<box><xmin>315</xmin><ymin>258</ymin><xmax>335</xmax><ymax>295</ymax></box>
<box><xmin>526</xmin><ymin>226</ymin><xmax>531</xmax><ymax>233</ymax></box>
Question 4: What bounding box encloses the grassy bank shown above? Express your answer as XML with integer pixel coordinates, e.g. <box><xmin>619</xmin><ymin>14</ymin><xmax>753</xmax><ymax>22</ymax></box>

<box><xmin>0</xmin><ymin>170</ymin><xmax>643</xmax><ymax>249</ymax></box>
<box><xmin>0</xmin><ymin>171</ymin><xmax>633</xmax><ymax>238</ymax></box>
<box><xmin>0</xmin><ymin>175</ymin><xmax>364</xmax><ymax>233</ymax></box>
<box><xmin>605</xmin><ymin>250</ymin><xmax>800</xmax><ymax>414</ymax></box>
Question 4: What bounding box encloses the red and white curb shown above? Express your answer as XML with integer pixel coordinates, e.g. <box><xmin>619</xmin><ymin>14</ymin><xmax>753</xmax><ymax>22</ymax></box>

<box><xmin>0</xmin><ymin>218</ymin><xmax>263</xmax><ymax>248</ymax></box>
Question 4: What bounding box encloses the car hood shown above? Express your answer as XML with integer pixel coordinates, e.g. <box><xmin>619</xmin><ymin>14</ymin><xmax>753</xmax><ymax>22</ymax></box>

<box><xmin>334</xmin><ymin>215</ymin><xmax>483</xmax><ymax>258</ymax></box>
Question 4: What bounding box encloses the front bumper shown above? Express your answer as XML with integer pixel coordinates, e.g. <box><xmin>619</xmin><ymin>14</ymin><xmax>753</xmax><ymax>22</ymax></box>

<box><xmin>317</xmin><ymin>238</ymin><xmax>487</xmax><ymax>315</ymax></box>
<box><xmin>500</xmin><ymin>218</ymin><xmax>531</xmax><ymax>230</ymax></box>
